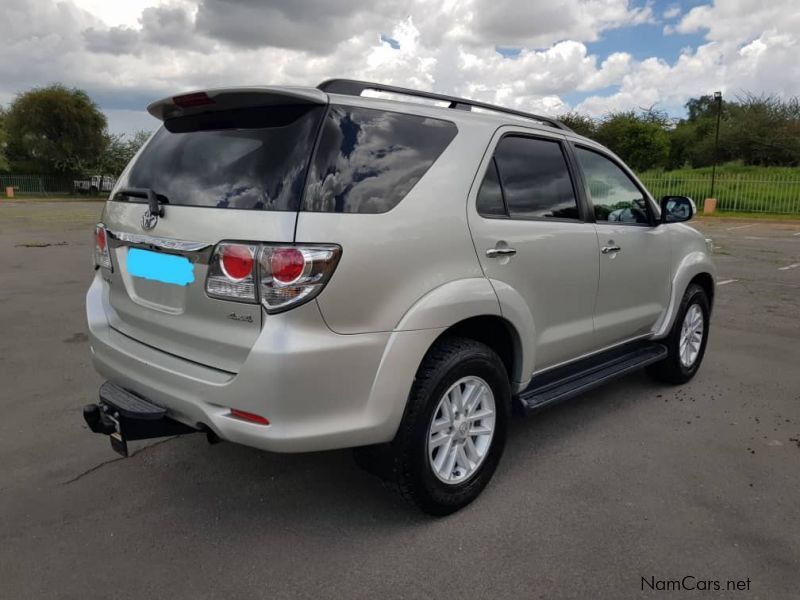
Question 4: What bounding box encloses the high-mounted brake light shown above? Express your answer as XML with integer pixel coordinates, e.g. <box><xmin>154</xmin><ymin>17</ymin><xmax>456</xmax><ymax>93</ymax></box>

<box><xmin>172</xmin><ymin>92</ymin><xmax>216</xmax><ymax>108</ymax></box>
<box><xmin>94</xmin><ymin>223</ymin><xmax>112</xmax><ymax>270</ymax></box>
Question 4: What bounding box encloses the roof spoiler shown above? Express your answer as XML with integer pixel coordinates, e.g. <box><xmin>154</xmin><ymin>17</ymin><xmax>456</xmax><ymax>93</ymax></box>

<box><xmin>147</xmin><ymin>86</ymin><xmax>328</xmax><ymax>121</ymax></box>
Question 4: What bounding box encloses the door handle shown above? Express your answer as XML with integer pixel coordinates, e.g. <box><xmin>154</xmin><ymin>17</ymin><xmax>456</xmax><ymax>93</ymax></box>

<box><xmin>601</xmin><ymin>245</ymin><xmax>621</xmax><ymax>254</ymax></box>
<box><xmin>486</xmin><ymin>247</ymin><xmax>517</xmax><ymax>258</ymax></box>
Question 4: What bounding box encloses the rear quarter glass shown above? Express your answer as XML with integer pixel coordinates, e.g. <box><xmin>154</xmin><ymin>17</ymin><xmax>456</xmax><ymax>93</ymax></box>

<box><xmin>113</xmin><ymin>105</ymin><xmax>325</xmax><ymax>211</ymax></box>
<box><xmin>126</xmin><ymin>248</ymin><xmax>195</xmax><ymax>286</ymax></box>
<box><xmin>302</xmin><ymin>105</ymin><xmax>458</xmax><ymax>213</ymax></box>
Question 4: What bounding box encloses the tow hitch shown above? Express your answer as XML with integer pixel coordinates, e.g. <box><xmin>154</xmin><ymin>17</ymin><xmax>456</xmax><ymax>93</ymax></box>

<box><xmin>84</xmin><ymin>382</ymin><xmax>199</xmax><ymax>457</ymax></box>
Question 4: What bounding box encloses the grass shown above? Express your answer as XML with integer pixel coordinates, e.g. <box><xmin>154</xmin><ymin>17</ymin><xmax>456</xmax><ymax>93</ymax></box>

<box><xmin>637</xmin><ymin>163</ymin><xmax>800</xmax><ymax>214</ymax></box>
<box><xmin>638</xmin><ymin>164</ymin><xmax>800</xmax><ymax>178</ymax></box>
<box><xmin>697</xmin><ymin>211</ymin><xmax>800</xmax><ymax>221</ymax></box>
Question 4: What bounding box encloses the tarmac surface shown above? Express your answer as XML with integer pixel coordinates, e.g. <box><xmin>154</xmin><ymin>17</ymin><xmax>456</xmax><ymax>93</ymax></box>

<box><xmin>1</xmin><ymin>201</ymin><xmax>798</xmax><ymax>599</ymax></box>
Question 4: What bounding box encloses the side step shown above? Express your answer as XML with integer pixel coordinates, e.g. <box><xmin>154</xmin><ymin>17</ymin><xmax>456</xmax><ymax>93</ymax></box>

<box><xmin>83</xmin><ymin>382</ymin><xmax>199</xmax><ymax>457</ymax></box>
<box><xmin>517</xmin><ymin>341</ymin><xmax>667</xmax><ymax>412</ymax></box>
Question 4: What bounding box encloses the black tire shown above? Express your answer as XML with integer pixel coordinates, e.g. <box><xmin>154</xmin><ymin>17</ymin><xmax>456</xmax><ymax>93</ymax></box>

<box><xmin>647</xmin><ymin>283</ymin><xmax>710</xmax><ymax>384</ymax></box>
<box><xmin>359</xmin><ymin>336</ymin><xmax>510</xmax><ymax>516</ymax></box>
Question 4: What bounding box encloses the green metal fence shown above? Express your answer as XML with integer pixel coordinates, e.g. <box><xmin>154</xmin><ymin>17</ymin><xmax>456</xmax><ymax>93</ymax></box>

<box><xmin>639</xmin><ymin>173</ymin><xmax>800</xmax><ymax>214</ymax></box>
<box><xmin>0</xmin><ymin>174</ymin><xmax>73</xmax><ymax>195</ymax></box>
<box><xmin>2</xmin><ymin>172</ymin><xmax>800</xmax><ymax>214</ymax></box>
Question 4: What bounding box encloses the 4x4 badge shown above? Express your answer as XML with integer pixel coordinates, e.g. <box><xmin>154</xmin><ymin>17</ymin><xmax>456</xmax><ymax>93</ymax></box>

<box><xmin>141</xmin><ymin>209</ymin><xmax>158</xmax><ymax>231</ymax></box>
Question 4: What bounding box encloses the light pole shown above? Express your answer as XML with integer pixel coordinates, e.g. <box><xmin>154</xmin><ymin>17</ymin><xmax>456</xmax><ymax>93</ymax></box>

<box><xmin>710</xmin><ymin>91</ymin><xmax>722</xmax><ymax>200</ymax></box>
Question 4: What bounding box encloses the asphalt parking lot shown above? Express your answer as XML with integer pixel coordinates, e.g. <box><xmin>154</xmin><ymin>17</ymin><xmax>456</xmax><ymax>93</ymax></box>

<box><xmin>1</xmin><ymin>201</ymin><xmax>798</xmax><ymax>599</ymax></box>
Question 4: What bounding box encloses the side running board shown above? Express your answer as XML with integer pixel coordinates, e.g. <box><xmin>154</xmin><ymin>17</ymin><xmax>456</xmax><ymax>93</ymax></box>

<box><xmin>517</xmin><ymin>341</ymin><xmax>667</xmax><ymax>412</ymax></box>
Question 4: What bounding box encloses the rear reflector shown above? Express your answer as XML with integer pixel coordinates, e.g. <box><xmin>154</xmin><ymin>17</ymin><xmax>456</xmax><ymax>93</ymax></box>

<box><xmin>229</xmin><ymin>408</ymin><xmax>270</xmax><ymax>425</ymax></box>
<box><xmin>172</xmin><ymin>92</ymin><xmax>216</xmax><ymax>108</ymax></box>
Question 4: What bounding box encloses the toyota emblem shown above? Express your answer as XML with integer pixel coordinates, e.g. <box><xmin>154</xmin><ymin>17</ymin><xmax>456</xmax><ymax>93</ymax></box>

<box><xmin>141</xmin><ymin>209</ymin><xmax>158</xmax><ymax>231</ymax></box>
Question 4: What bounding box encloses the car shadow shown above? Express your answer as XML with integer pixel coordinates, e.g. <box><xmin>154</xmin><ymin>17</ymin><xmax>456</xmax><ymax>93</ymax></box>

<box><xmin>84</xmin><ymin>370</ymin><xmax>666</xmax><ymax>530</ymax></box>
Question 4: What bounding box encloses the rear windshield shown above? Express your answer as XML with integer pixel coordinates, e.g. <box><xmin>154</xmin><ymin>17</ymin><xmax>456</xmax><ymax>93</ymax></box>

<box><xmin>114</xmin><ymin>105</ymin><xmax>324</xmax><ymax>211</ymax></box>
<box><xmin>302</xmin><ymin>106</ymin><xmax>458</xmax><ymax>213</ymax></box>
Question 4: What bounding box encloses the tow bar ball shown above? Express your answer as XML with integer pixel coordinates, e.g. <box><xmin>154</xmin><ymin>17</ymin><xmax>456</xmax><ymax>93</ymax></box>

<box><xmin>83</xmin><ymin>382</ymin><xmax>202</xmax><ymax>457</ymax></box>
<box><xmin>83</xmin><ymin>404</ymin><xmax>116</xmax><ymax>435</ymax></box>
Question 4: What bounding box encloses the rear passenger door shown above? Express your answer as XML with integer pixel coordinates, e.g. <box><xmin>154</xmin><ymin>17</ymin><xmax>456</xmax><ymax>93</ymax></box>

<box><xmin>572</xmin><ymin>145</ymin><xmax>672</xmax><ymax>348</ymax></box>
<box><xmin>468</xmin><ymin>130</ymin><xmax>599</xmax><ymax>373</ymax></box>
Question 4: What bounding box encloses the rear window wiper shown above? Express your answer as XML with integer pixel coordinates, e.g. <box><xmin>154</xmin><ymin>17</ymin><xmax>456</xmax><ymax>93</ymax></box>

<box><xmin>114</xmin><ymin>187</ymin><xmax>169</xmax><ymax>217</ymax></box>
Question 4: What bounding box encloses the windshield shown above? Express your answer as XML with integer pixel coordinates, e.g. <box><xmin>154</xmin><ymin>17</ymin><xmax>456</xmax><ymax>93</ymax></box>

<box><xmin>114</xmin><ymin>105</ymin><xmax>324</xmax><ymax>211</ymax></box>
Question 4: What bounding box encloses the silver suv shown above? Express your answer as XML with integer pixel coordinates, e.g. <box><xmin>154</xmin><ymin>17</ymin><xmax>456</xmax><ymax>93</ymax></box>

<box><xmin>84</xmin><ymin>79</ymin><xmax>715</xmax><ymax>515</ymax></box>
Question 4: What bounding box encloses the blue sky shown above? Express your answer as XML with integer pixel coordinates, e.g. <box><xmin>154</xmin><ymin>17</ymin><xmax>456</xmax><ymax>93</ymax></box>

<box><xmin>3</xmin><ymin>0</ymin><xmax>799</xmax><ymax>135</ymax></box>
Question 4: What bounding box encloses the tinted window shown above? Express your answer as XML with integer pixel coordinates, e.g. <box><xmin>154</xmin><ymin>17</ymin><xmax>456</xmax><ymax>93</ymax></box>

<box><xmin>574</xmin><ymin>147</ymin><xmax>651</xmax><ymax>224</ymax></box>
<box><xmin>115</xmin><ymin>105</ymin><xmax>324</xmax><ymax>211</ymax></box>
<box><xmin>493</xmin><ymin>137</ymin><xmax>579</xmax><ymax>219</ymax></box>
<box><xmin>476</xmin><ymin>159</ymin><xmax>506</xmax><ymax>217</ymax></box>
<box><xmin>303</xmin><ymin>106</ymin><xmax>457</xmax><ymax>213</ymax></box>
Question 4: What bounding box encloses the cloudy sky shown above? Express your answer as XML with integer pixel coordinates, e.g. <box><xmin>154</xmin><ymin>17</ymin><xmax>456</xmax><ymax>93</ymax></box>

<box><xmin>3</xmin><ymin>0</ymin><xmax>799</xmax><ymax>135</ymax></box>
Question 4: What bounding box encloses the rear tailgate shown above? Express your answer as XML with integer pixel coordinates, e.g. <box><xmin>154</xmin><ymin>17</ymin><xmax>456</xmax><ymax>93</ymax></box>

<box><xmin>99</xmin><ymin>87</ymin><xmax>327</xmax><ymax>373</ymax></box>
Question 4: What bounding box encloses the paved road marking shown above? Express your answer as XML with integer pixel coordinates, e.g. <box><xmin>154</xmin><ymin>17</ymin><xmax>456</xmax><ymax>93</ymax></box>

<box><xmin>717</xmin><ymin>279</ymin><xmax>738</xmax><ymax>286</ymax></box>
<box><xmin>727</xmin><ymin>224</ymin><xmax>756</xmax><ymax>231</ymax></box>
<box><xmin>793</xmin><ymin>232</ymin><xmax>800</xmax><ymax>236</ymax></box>
<box><xmin>778</xmin><ymin>263</ymin><xmax>800</xmax><ymax>271</ymax></box>
<box><xmin>744</xmin><ymin>236</ymin><xmax>798</xmax><ymax>242</ymax></box>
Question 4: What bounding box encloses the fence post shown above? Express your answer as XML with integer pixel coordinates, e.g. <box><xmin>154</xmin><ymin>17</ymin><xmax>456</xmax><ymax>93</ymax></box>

<box><xmin>733</xmin><ymin>174</ymin><xmax>740</xmax><ymax>212</ymax></box>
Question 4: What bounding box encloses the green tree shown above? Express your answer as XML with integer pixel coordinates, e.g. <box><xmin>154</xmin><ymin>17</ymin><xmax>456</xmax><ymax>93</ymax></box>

<box><xmin>669</xmin><ymin>94</ymin><xmax>800</xmax><ymax>168</ymax></box>
<box><xmin>0</xmin><ymin>107</ymin><xmax>8</xmax><ymax>172</ymax></box>
<box><xmin>97</xmin><ymin>129</ymin><xmax>151</xmax><ymax>176</ymax></box>
<box><xmin>558</xmin><ymin>112</ymin><xmax>597</xmax><ymax>138</ymax></box>
<box><xmin>5</xmin><ymin>84</ymin><xmax>107</xmax><ymax>175</ymax></box>
<box><xmin>594</xmin><ymin>110</ymin><xmax>671</xmax><ymax>171</ymax></box>
<box><xmin>724</xmin><ymin>94</ymin><xmax>800</xmax><ymax>166</ymax></box>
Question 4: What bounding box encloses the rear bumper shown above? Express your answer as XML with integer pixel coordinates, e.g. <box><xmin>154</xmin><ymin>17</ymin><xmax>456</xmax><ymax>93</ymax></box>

<box><xmin>86</xmin><ymin>275</ymin><xmax>443</xmax><ymax>452</ymax></box>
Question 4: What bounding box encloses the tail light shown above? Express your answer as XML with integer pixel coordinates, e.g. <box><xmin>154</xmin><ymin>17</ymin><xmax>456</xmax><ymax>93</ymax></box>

<box><xmin>94</xmin><ymin>223</ymin><xmax>112</xmax><ymax>270</ymax></box>
<box><xmin>206</xmin><ymin>243</ymin><xmax>258</xmax><ymax>302</ymax></box>
<box><xmin>205</xmin><ymin>242</ymin><xmax>341</xmax><ymax>313</ymax></box>
<box><xmin>258</xmin><ymin>245</ymin><xmax>341</xmax><ymax>313</ymax></box>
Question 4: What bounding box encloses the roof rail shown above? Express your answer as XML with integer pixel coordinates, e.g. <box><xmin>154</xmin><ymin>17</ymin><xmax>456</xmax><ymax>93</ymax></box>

<box><xmin>317</xmin><ymin>79</ymin><xmax>573</xmax><ymax>133</ymax></box>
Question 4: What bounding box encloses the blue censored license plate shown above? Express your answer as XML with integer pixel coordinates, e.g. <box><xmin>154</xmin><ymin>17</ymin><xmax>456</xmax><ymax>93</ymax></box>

<box><xmin>126</xmin><ymin>248</ymin><xmax>195</xmax><ymax>286</ymax></box>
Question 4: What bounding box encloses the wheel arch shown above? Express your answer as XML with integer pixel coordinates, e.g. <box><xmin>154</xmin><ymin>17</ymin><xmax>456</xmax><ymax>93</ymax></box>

<box><xmin>689</xmin><ymin>272</ymin><xmax>715</xmax><ymax>312</ymax></box>
<box><xmin>393</xmin><ymin>277</ymin><xmax>533</xmax><ymax>388</ymax></box>
<box><xmin>653</xmin><ymin>250</ymin><xmax>716</xmax><ymax>338</ymax></box>
<box><xmin>430</xmin><ymin>315</ymin><xmax>523</xmax><ymax>386</ymax></box>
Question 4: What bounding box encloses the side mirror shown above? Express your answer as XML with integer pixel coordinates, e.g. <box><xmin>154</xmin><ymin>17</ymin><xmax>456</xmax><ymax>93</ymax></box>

<box><xmin>660</xmin><ymin>196</ymin><xmax>695</xmax><ymax>223</ymax></box>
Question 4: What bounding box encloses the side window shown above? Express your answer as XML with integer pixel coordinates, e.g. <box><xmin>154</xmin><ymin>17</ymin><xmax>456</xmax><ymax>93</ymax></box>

<box><xmin>492</xmin><ymin>136</ymin><xmax>579</xmax><ymax>220</ymax></box>
<box><xmin>476</xmin><ymin>158</ymin><xmax>506</xmax><ymax>216</ymax></box>
<box><xmin>574</xmin><ymin>147</ymin><xmax>651</xmax><ymax>224</ymax></box>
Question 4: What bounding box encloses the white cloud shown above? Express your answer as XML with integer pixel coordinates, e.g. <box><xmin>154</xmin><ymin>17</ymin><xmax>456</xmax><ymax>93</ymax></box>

<box><xmin>663</xmin><ymin>5</ymin><xmax>681</xmax><ymax>20</ymax></box>
<box><xmin>581</xmin><ymin>0</ymin><xmax>800</xmax><ymax>115</ymax></box>
<box><xmin>461</xmin><ymin>0</ymin><xmax>654</xmax><ymax>48</ymax></box>
<box><xmin>1</xmin><ymin>0</ymin><xmax>798</xmax><ymax>133</ymax></box>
